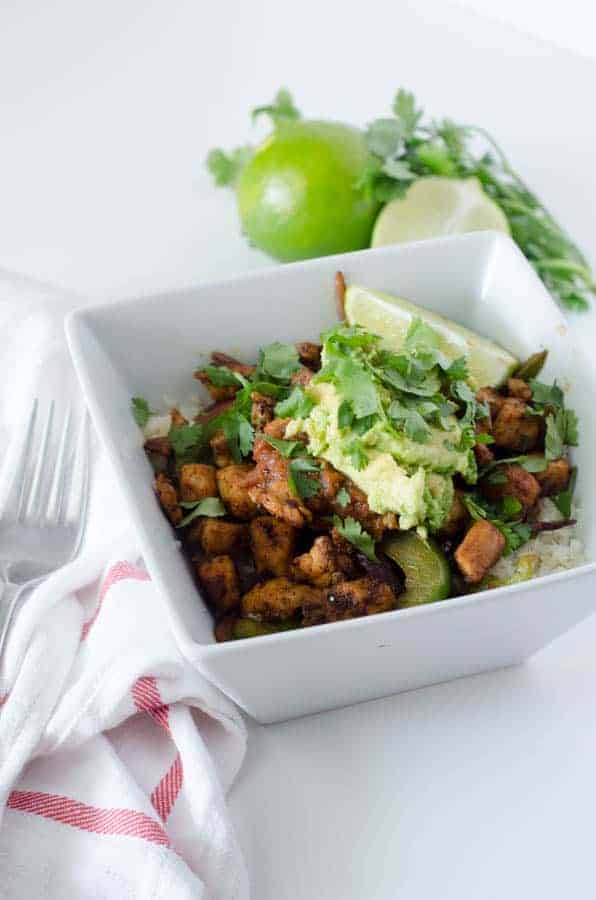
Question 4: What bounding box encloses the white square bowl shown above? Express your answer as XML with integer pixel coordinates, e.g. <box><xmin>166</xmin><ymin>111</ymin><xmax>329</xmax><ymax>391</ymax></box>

<box><xmin>66</xmin><ymin>232</ymin><xmax>596</xmax><ymax>723</ymax></box>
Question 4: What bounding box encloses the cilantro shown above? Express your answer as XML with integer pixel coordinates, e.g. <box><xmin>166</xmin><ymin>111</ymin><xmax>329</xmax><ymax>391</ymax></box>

<box><xmin>392</xmin><ymin>88</ymin><xmax>423</xmax><ymax>139</ymax></box>
<box><xmin>320</xmin><ymin>355</ymin><xmax>381</xmax><ymax>420</ymax></box>
<box><xmin>252</xmin><ymin>88</ymin><xmax>301</xmax><ymax>127</ymax></box>
<box><xmin>564</xmin><ymin>409</ymin><xmax>579</xmax><ymax>446</ymax></box>
<box><xmin>388</xmin><ymin>400</ymin><xmax>431</xmax><ymax>443</ymax></box>
<box><xmin>206</xmin><ymin>146</ymin><xmax>253</xmax><ymax>186</ymax></box>
<box><xmin>177</xmin><ymin>497</ymin><xmax>227</xmax><ymax>528</ymax></box>
<box><xmin>345</xmin><ymin>439</ymin><xmax>369</xmax><ymax>471</ymax></box>
<box><xmin>529</xmin><ymin>379</ymin><xmax>564</xmax><ymax>409</ymax></box>
<box><xmin>274</xmin><ymin>386</ymin><xmax>313</xmax><ymax>419</ymax></box>
<box><xmin>475</xmin><ymin>432</ymin><xmax>495</xmax><ymax>445</ymax></box>
<box><xmin>486</xmin><ymin>471</ymin><xmax>508</xmax><ymax>485</ymax></box>
<box><xmin>201</xmin><ymin>365</ymin><xmax>246</xmax><ymax>387</ymax></box>
<box><xmin>553</xmin><ymin>466</ymin><xmax>577</xmax><ymax>519</ymax></box>
<box><xmin>501</xmin><ymin>496</ymin><xmax>523</xmax><ymax>519</ymax></box>
<box><xmin>132</xmin><ymin>397</ymin><xmax>152</xmax><ymax>428</ymax></box>
<box><xmin>336</xmin><ymin>487</ymin><xmax>351</xmax><ymax>508</ymax></box>
<box><xmin>462</xmin><ymin>493</ymin><xmax>531</xmax><ymax>556</ymax></box>
<box><xmin>445</xmin><ymin>356</ymin><xmax>469</xmax><ymax>381</ymax></box>
<box><xmin>545</xmin><ymin>412</ymin><xmax>565</xmax><ymax>461</ymax></box>
<box><xmin>338</xmin><ymin>400</ymin><xmax>354</xmax><ymax>429</ymax></box>
<box><xmin>169</xmin><ymin>422</ymin><xmax>205</xmax><ymax>456</ymax></box>
<box><xmin>209</xmin><ymin>410</ymin><xmax>254</xmax><ymax>463</ymax></box>
<box><xmin>287</xmin><ymin>457</ymin><xmax>321</xmax><ymax>499</ymax></box>
<box><xmin>333</xmin><ymin>516</ymin><xmax>377</xmax><ymax>561</ymax></box>
<box><xmin>261</xmin><ymin>435</ymin><xmax>306</xmax><ymax>457</ymax></box>
<box><xmin>259</xmin><ymin>342</ymin><xmax>300</xmax><ymax>381</ymax></box>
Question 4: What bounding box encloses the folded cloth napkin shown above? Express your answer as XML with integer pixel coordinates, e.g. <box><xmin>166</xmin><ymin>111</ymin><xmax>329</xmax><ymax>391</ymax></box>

<box><xmin>0</xmin><ymin>270</ymin><xmax>248</xmax><ymax>899</ymax></box>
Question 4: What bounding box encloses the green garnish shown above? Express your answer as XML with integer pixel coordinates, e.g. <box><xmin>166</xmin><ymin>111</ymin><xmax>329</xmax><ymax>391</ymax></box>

<box><xmin>201</xmin><ymin>365</ymin><xmax>247</xmax><ymax>388</ymax></box>
<box><xmin>132</xmin><ymin>397</ymin><xmax>153</xmax><ymax>428</ymax></box>
<box><xmin>258</xmin><ymin>342</ymin><xmax>301</xmax><ymax>382</ymax></box>
<box><xmin>262</xmin><ymin>435</ymin><xmax>306</xmax><ymax>457</ymax></box>
<box><xmin>333</xmin><ymin>515</ymin><xmax>378</xmax><ymax>561</ymax></box>
<box><xmin>336</xmin><ymin>487</ymin><xmax>351</xmax><ymax>508</ymax></box>
<box><xmin>345</xmin><ymin>438</ymin><xmax>369</xmax><ymax>471</ymax></box>
<box><xmin>463</xmin><ymin>494</ymin><xmax>532</xmax><ymax>556</ymax></box>
<box><xmin>169</xmin><ymin>422</ymin><xmax>205</xmax><ymax>456</ymax></box>
<box><xmin>287</xmin><ymin>457</ymin><xmax>321</xmax><ymax>499</ymax></box>
<box><xmin>205</xmin><ymin>146</ymin><xmax>253</xmax><ymax>187</ymax></box>
<box><xmin>363</xmin><ymin>89</ymin><xmax>594</xmax><ymax>311</ymax></box>
<box><xmin>177</xmin><ymin>497</ymin><xmax>227</xmax><ymax>528</ymax></box>
<box><xmin>553</xmin><ymin>467</ymin><xmax>577</xmax><ymax>519</ymax></box>
<box><xmin>274</xmin><ymin>386</ymin><xmax>314</xmax><ymax>419</ymax></box>
<box><xmin>251</xmin><ymin>88</ymin><xmax>301</xmax><ymax>127</ymax></box>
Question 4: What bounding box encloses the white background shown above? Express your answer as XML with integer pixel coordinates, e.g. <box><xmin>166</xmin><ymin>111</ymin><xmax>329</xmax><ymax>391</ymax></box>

<box><xmin>2</xmin><ymin>1</ymin><xmax>596</xmax><ymax>897</ymax></box>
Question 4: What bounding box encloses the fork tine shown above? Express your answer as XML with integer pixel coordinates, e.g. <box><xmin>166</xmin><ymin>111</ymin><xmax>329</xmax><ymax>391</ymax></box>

<box><xmin>19</xmin><ymin>401</ymin><xmax>55</xmax><ymax>521</ymax></box>
<box><xmin>45</xmin><ymin>404</ymin><xmax>73</xmax><ymax>521</ymax></box>
<box><xmin>62</xmin><ymin>413</ymin><xmax>90</xmax><ymax>549</ymax></box>
<box><xmin>10</xmin><ymin>399</ymin><xmax>38</xmax><ymax>517</ymax></box>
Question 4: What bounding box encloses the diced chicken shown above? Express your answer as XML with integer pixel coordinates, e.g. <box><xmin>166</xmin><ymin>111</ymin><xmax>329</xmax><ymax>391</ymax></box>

<box><xmin>476</xmin><ymin>387</ymin><xmax>506</xmax><ymax>420</ymax></box>
<box><xmin>250</xmin><ymin>392</ymin><xmax>277</xmax><ymax>429</ymax></box>
<box><xmin>194</xmin><ymin>353</ymin><xmax>255</xmax><ymax>403</ymax></box>
<box><xmin>245</xmin><ymin>433</ymin><xmax>312</xmax><ymax>528</ymax></box>
<box><xmin>250</xmin><ymin>516</ymin><xmax>297</xmax><ymax>577</ymax></box>
<box><xmin>210</xmin><ymin>430</ymin><xmax>233</xmax><ymax>468</ymax></box>
<box><xmin>454</xmin><ymin>520</ymin><xmax>506</xmax><ymax>584</ymax></box>
<box><xmin>179</xmin><ymin>464</ymin><xmax>218</xmax><ymax>502</ymax></box>
<box><xmin>241</xmin><ymin>577</ymin><xmax>322</xmax><ymax>620</ymax></box>
<box><xmin>210</xmin><ymin>352</ymin><xmax>256</xmax><ymax>377</ymax></box>
<box><xmin>296</xmin><ymin>341</ymin><xmax>322</xmax><ymax>370</ymax></box>
<box><xmin>291</xmin><ymin>535</ymin><xmax>355</xmax><ymax>587</ymax></box>
<box><xmin>308</xmin><ymin>463</ymin><xmax>397</xmax><ymax>541</ymax></box>
<box><xmin>534</xmin><ymin>457</ymin><xmax>571</xmax><ymax>497</ymax></box>
<box><xmin>170</xmin><ymin>407</ymin><xmax>188</xmax><ymax>427</ymax></box>
<box><xmin>216</xmin><ymin>464</ymin><xmax>259</xmax><ymax>519</ymax></box>
<box><xmin>481</xmin><ymin>463</ymin><xmax>541</xmax><ymax>513</ymax></box>
<box><xmin>302</xmin><ymin>576</ymin><xmax>398</xmax><ymax>626</ymax></box>
<box><xmin>196</xmin><ymin>399</ymin><xmax>234</xmax><ymax>424</ymax></box>
<box><xmin>473</xmin><ymin>427</ymin><xmax>495</xmax><ymax>467</ymax></box>
<box><xmin>188</xmin><ymin>519</ymin><xmax>248</xmax><ymax>556</ymax></box>
<box><xmin>197</xmin><ymin>555</ymin><xmax>240</xmax><ymax>614</ymax></box>
<box><xmin>507</xmin><ymin>377</ymin><xmax>533</xmax><ymax>402</ymax></box>
<box><xmin>290</xmin><ymin>367</ymin><xmax>314</xmax><ymax>387</ymax></box>
<box><xmin>436</xmin><ymin>491</ymin><xmax>470</xmax><ymax>538</ymax></box>
<box><xmin>144</xmin><ymin>435</ymin><xmax>171</xmax><ymax>457</ymax></box>
<box><xmin>154</xmin><ymin>473</ymin><xmax>182</xmax><ymax>526</ymax></box>
<box><xmin>491</xmin><ymin>398</ymin><xmax>542</xmax><ymax>452</ymax></box>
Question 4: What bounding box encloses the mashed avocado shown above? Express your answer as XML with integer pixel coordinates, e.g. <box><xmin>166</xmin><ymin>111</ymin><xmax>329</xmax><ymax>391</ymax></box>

<box><xmin>286</xmin><ymin>382</ymin><xmax>473</xmax><ymax>531</ymax></box>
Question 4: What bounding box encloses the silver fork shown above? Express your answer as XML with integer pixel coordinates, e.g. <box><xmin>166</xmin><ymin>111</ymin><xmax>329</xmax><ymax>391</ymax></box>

<box><xmin>0</xmin><ymin>400</ymin><xmax>90</xmax><ymax>658</ymax></box>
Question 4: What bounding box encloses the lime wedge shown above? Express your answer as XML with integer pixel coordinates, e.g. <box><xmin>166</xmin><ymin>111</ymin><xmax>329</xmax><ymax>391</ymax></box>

<box><xmin>371</xmin><ymin>176</ymin><xmax>510</xmax><ymax>247</ymax></box>
<box><xmin>382</xmin><ymin>532</ymin><xmax>451</xmax><ymax>607</ymax></box>
<box><xmin>344</xmin><ymin>284</ymin><xmax>518</xmax><ymax>388</ymax></box>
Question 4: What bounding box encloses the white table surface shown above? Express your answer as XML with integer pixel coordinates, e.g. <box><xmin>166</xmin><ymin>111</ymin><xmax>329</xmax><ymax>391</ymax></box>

<box><xmin>2</xmin><ymin>1</ymin><xmax>596</xmax><ymax>897</ymax></box>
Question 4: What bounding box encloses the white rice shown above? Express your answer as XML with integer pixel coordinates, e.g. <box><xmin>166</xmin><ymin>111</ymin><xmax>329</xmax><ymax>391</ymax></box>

<box><xmin>488</xmin><ymin>499</ymin><xmax>584</xmax><ymax>584</ymax></box>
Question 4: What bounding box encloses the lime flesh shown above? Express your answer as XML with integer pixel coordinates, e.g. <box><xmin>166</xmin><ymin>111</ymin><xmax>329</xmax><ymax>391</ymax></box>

<box><xmin>344</xmin><ymin>284</ymin><xmax>518</xmax><ymax>389</ymax></box>
<box><xmin>237</xmin><ymin>120</ymin><xmax>380</xmax><ymax>262</ymax></box>
<box><xmin>371</xmin><ymin>176</ymin><xmax>510</xmax><ymax>248</ymax></box>
<box><xmin>382</xmin><ymin>532</ymin><xmax>451</xmax><ymax>607</ymax></box>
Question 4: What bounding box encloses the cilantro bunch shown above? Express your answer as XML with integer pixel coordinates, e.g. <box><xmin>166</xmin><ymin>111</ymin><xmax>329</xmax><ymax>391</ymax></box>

<box><xmin>361</xmin><ymin>89</ymin><xmax>594</xmax><ymax>311</ymax></box>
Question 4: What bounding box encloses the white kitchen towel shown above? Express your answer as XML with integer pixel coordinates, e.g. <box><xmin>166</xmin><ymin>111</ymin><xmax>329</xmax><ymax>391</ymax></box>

<box><xmin>0</xmin><ymin>270</ymin><xmax>249</xmax><ymax>899</ymax></box>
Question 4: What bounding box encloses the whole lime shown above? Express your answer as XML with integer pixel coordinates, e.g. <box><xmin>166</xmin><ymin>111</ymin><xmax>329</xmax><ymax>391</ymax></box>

<box><xmin>237</xmin><ymin>120</ymin><xmax>380</xmax><ymax>262</ymax></box>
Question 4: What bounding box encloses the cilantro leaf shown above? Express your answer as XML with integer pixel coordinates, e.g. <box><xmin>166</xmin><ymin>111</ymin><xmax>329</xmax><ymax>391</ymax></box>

<box><xmin>345</xmin><ymin>439</ymin><xmax>369</xmax><ymax>470</ymax></box>
<box><xmin>252</xmin><ymin>88</ymin><xmax>301</xmax><ymax>127</ymax></box>
<box><xmin>501</xmin><ymin>496</ymin><xmax>523</xmax><ymax>519</ymax></box>
<box><xmin>462</xmin><ymin>493</ymin><xmax>531</xmax><ymax>556</ymax></box>
<box><xmin>177</xmin><ymin>496</ymin><xmax>227</xmax><ymax>527</ymax></box>
<box><xmin>206</xmin><ymin>146</ymin><xmax>253</xmax><ymax>186</ymax></box>
<box><xmin>365</xmin><ymin>118</ymin><xmax>405</xmax><ymax>158</ymax></box>
<box><xmin>445</xmin><ymin>356</ymin><xmax>469</xmax><ymax>381</ymax></box>
<box><xmin>201</xmin><ymin>365</ymin><xmax>246</xmax><ymax>387</ymax></box>
<box><xmin>564</xmin><ymin>409</ymin><xmax>579</xmax><ymax>446</ymax></box>
<box><xmin>262</xmin><ymin>435</ymin><xmax>306</xmax><ymax>457</ymax></box>
<box><xmin>475</xmin><ymin>432</ymin><xmax>495</xmax><ymax>445</ymax></box>
<box><xmin>132</xmin><ymin>397</ymin><xmax>152</xmax><ymax>428</ymax></box>
<box><xmin>274</xmin><ymin>386</ymin><xmax>314</xmax><ymax>419</ymax></box>
<box><xmin>259</xmin><ymin>342</ymin><xmax>301</xmax><ymax>381</ymax></box>
<box><xmin>529</xmin><ymin>379</ymin><xmax>564</xmax><ymax>409</ymax></box>
<box><xmin>333</xmin><ymin>516</ymin><xmax>377</xmax><ymax>561</ymax></box>
<box><xmin>210</xmin><ymin>410</ymin><xmax>254</xmax><ymax>462</ymax></box>
<box><xmin>321</xmin><ymin>355</ymin><xmax>381</xmax><ymax>420</ymax></box>
<box><xmin>553</xmin><ymin>466</ymin><xmax>577</xmax><ymax>518</ymax></box>
<box><xmin>287</xmin><ymin>457</ymin><xmax>321</xmax><ymax>499</ymax></box>
<box><xmin>545</xmin><ymin>412</ymin><xmax>565</xmax><ymax>461</ymax></box>
<box><xmin>336</xmin><ymin>487</ymin><xmax>351</xmax><ymax>508</ymax></box>
<box><xmin>388</xmin><ymin>400</ymin><xmax>431</xmax><ymax>443</ymax></box>
<box><xmin>169</xmin><ymin>422</ymin><xmax>205</xmax><ymax>456</ymax></box>
<box><xmin>392</xmin><ymin>88</ymin><xmax>423</xmax><ymax>139</ymax></box>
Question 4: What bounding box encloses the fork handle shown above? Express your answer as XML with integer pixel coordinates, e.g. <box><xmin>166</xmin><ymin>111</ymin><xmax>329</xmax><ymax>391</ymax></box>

<box><xmin>0</xmin><ymin>583</ymin><xmax>27</xmax><ymax>660</ymax></box>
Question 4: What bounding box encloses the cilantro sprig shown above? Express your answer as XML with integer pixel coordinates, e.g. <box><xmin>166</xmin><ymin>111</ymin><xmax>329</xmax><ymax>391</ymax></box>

<box><xmin>131</xmin><ymin>397</ymin><xmax>153</xmax><ymax>428</ymax></box>
<box><xmin>361</xmin><ymin>89</ymin><xmax>594</xmax><ymax>311</ymax></box>
<box><xmin>177</xmin><ymin>497</ymin><xmax>227</xmax><ymax>528</ymax></box>
<box><xmin>333</xmin><ymin>516</ymin><xmax>378</xmax><ymax>561</ymax></box>
<box><xmin>463</xmin><ymin>494</ymin><xmax>532</xmax><ymax>556</ymax></box>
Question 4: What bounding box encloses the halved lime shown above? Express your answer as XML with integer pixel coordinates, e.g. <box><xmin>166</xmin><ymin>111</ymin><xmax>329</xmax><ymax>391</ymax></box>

<box><xmin>382</xmin><ymin>531</ymin><xmax>451</xmax><ymax>607</ymax></box>
<box><xmin>371</xmin><ymin>176</ymin><xmax>510</xmax><ymax>247</ymax></box>
<box><xmin>344</xmin><ymin>284</ymin><xmax>518</xmax><ymax>388</ymax></box>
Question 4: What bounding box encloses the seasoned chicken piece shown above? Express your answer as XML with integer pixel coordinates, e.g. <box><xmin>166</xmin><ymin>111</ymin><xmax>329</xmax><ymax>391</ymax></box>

<box><xmin>170</xmin><ymin>407</ymin><xmax>188</xmax><ymax>427</ymax></box>
<box><xmin>291</xmin><ymin>535</ymin><xmax>354</xmax><ymax>588</ymax></box>
<box><xmin>154</xmin><ymin>473</ymin><xmax>182</xmax><ymax>525</ymax></box>
<box><xmin>476</xmin><ymin>387</ymin><xmax>506</xmax><ymax>420</ymax></box>
<box><xmin>214</xmin><ymin>617</ymin><xmax>235</xmax><ymax>642</ymax></box>
<box><xmin>210</xmin><ymin>430</ymin><xmax>233</xmax><ymax>468</ymax></box>
<box><xmin>197</xmin><ymin>398</ymin><xmax>234</xmax><ymax>424</ymax></box>
<box><xmin>302</xmin><ymin>576</ymin><xmax>398</xmax><ymax>626</ymax></box>
<box><xmin>250</xmin><ymin>516</ymin><xmax>297</xmax><ymax>577</ymax></box>
<box><xmin>534</xmin><ymin>457</ymin><xmax>571</xmax><ymax>497</ymax></box>
<box><xmin>309</xmin><ymin>464</ymin><xmax>397</xmax><ymax>540</ymax></box>
<box><xmin>245</xmin><ymin>434</ymin><xmax>312</xmax><ymax>528</ymax></box>
<box><xmin>197</xmin><ymin>555</ymin><xmax>240</xmax><ymax>614</ymax></box>
<box><xmin>481</xmin><ymin>463</ymin><xmax>541</xmax><ymax>513</ymax></box>
<box><xmin>507</xmin><ymin>377</ymin><xmax>533</xmax><ymax>402</ymax></box>
<box><xmin>251</xmin><ymin>392</ymin><xmax>277</xmax><ymax>429</ymax></box>
<box><xmin>454</xmin><ymin>520</ymin><xmax>506</xmax><ymax>584</ymax></box>
<box><xmin>491</xmin><ymin>398</ymin><xmax>542</xmax><ymax>452</ymax></box>
<box><xmin>241</xmin><ymin>577</ymin><xmax>322</xmax><ymax>620</ymax></box>
<box><xmin>194</xmin><ymin>353</ymin><xmax>255</xmax><ymax>403</ymax></box>
<box><xmin>188</xmin><ymin>519</ymin><xmax>248</xmax><ymax>556</ymax></box>
<box><xmin>290</xmin><ymin>366</ymin><xmax>314</xmax><ymax>387</ymax></box>
<box><xmin>436</xmin><ymin>491</ymin><xmax>470</xmax><ymax>538</ymax></box>
<box><xmin>179</xmin><ymin>463</ymin><xmax>218</xmax><ymax>502</ymax></box>
<box><xmin>216</xmin><ymin>464</ymin><xmax>259</xmax><ymax>519</ymax></box>
<box><xmin>296</xmin><ymin>341</ymin><xmax>322</xmax><ymax>370</ymax></box>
